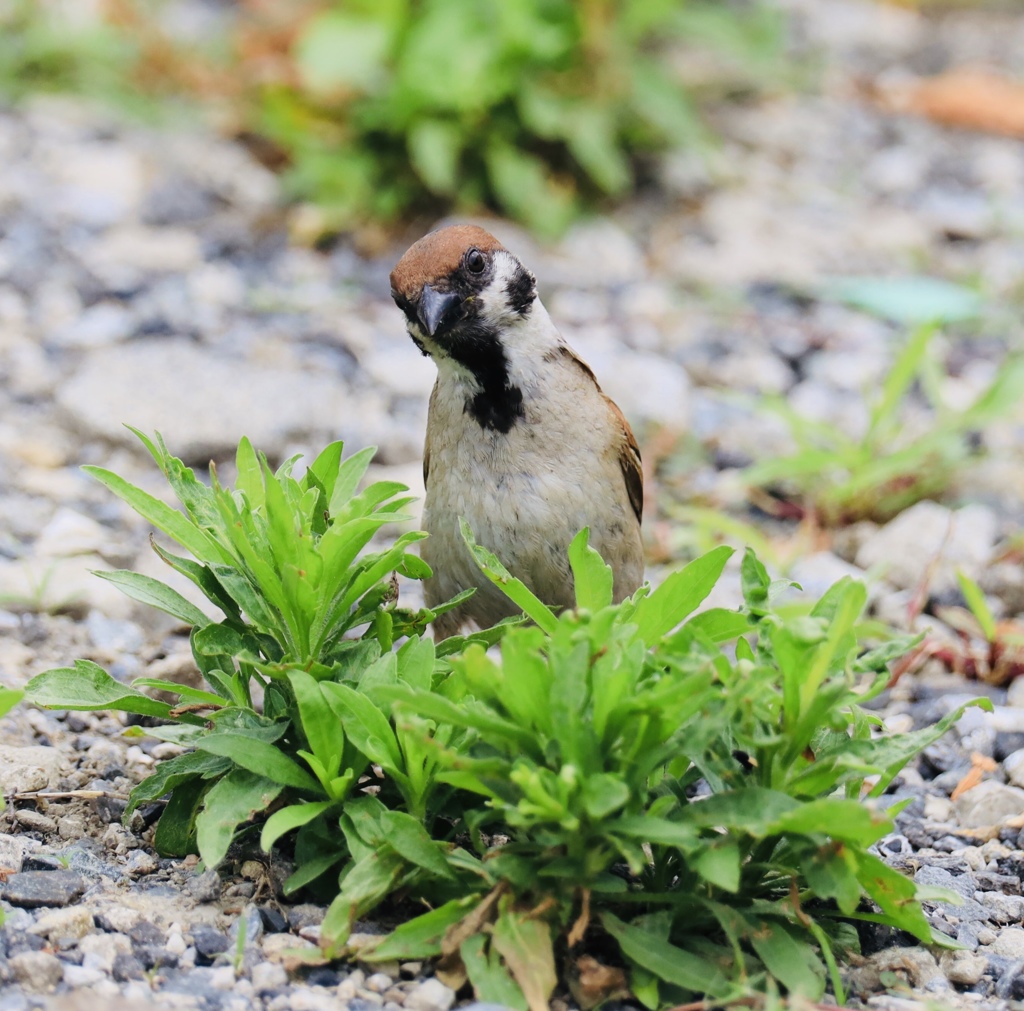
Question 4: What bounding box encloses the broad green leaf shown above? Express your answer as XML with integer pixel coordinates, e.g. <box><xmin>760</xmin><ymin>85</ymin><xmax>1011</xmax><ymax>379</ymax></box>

<box><xmin>633</xmin><ymin>546</ymin><xmax>733</xmax><ymax>644</ymax></box>
<box><xmin>321</xmin><ymin>681</ymin><xmax>403</xmax><ymax>772</ymax></box>
<box><xmin>565</xmin><ymin>105</ymin><xmax>630</xmax><ymax>194</ymax></box>
<box><xmin>131</xmin><ymin>679</ymin><xmax>226</xmax><ymax>708</ymax></box>
<box><xmin>460</xmin><ymin>518</ymin><xmax>558</xmax><ymax>634</ymax></box>
<box><xmin>694</xmin><ymin>840</ymin><xmax>741</xmax><ymax>893</ymax></box>
<box><xmin>823</xmin><ymin>276</ymin><xmax>983</xmax><ymax>326</ymax></box>
<box><xmin>740</xmin><ymin>548</ymin><xmax>771</xmax><ymax>616</ymax></box>
<box><xmin>748</xmin><ymin>919</ymin><xmax>825</xmax><ymax>997</ymax></box>
<box><xmin>25</xmin><ymin>660</ymin><xmax>188</xmax><ymax>720</ymax></box>
<box><xmin>0</xmin><ymin>687</ymin><xmax>23</xmax><ymax>719</ymax></box>
<box><xmin>681</xmin><ymin>608</ymin><xmax>752</xmax><ymax>643</ymax></box>
<box><xmin>601</xmin><ymin>912</ymin><xmax>730</xmax><ymax>997</ymax></box>
<box><xmin>613</xmin><ymin>816</ymin><xmax>699</xmax><ymax>850</ymax></box>
<box><xmin>804</xmin><ymin>844</ymin><xmax>861</xmax><ymax>914</ymax></box>
<box><xmin>461</xmin><ymin>933</ymin><xmax>529</xmax><ymax>1011</ymax></box>
<box><xmin>154</xmin><ymin>777</ymin><xmax>206</xmax><ymax>857</ymax></box>
<box><xmin>485</xmin><ymin>140</ymin><xmax>575</xmax><ymax>239</ymax></box>
<box><xmin>850</xmin><ymin>850</ymin><xmax>933</xmax><ymax>941</ymax></box>
<box><xmin>83</xmin><ymin>465</ymin><xmax>222</xmax><ymax>564</ymax></box>
<box><xmin>287</xmin><ymin>669</ymin><xmax>341</xmax><ymax>773</ymax></box>
<box><xmin>678</xmin><ymin>787</ymin><xmax>798</xmax><ymax>836</ymax></box>
<box><xmin>379</xmin><ymin>810</ymin><xmax>453</xmax><ymax>878</ymax></box>
<box><xmin>408</xmin><ymin>119</ymin><xmax>462</xmax><ymax>194</ymax></box>
<box><xmin>92</xmin><ymin>570</ymin><xmax>211</xmax><ymax>627</ymax></box>
<box><xmin>581</xmin><ymin>773</ymin><xmax>630</xmax><ymax>820</ymax></box>
<box><xmin>321</xmin><ymin>849</ymin><xmax>407</xmax><ymax>950</ymax></box>
<box><xmin>196</xmin><ymin>734</ymin><xmax>319</xmax><ymax>792</ymax></box>
<box><xmin>491</xmin><ymin>903</ymin><xmax>557</xmax><ymax>1011</ymax></box>
<box><xmin>396</xmin><ymin>635</ymin><xmax>434</xmax><ymax>693</ymax></box>
<box><xmin>568</xmin><ymin>527</ymin><xmax>614</xmax><ymax>611</ymax></box>
<box><xmin>295</xmin><ymin>11</ymin><xmax>392</xmax><ymax>94</ymax></box>
<box><xmin>283</xmin><ymin>851</ymin><xmax>345</xmax><ymax>896</ymax></box>
<box><xmin>195</xmin><ymin>769</ymin><xmax>283</xmax><ymax>867</ymax></box>
<box><xmin>360</xmin><ymin>897</ymin><xmax>477</xmax><ymax>962</ymax></box>
<box><xmin>261</xmin><ymin>801</ymin><xmax>335</xmax><ymax>851</ymax></box>
<box><xmin>125</xmin><ymin>750</ymin><xmax>232</xmax><ymax>820</ymax></box>
<box><xmin>767</xmin><ymin>798</ymin><xmax>890</xmax><ymax>847</ymax></box>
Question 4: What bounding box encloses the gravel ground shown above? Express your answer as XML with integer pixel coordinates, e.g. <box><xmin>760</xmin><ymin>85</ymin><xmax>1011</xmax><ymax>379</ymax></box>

<box><xmin>4</xmin><ymin>1</ymin><xmax>1024</xmax><ymax>1008</ymax></box>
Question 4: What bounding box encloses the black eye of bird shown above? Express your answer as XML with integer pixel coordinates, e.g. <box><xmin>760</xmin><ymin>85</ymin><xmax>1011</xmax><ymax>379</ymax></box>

<box><xmin>465</xmin><ymin>248</ymin><xmax>486</xmax><ymax>274</ymax></box>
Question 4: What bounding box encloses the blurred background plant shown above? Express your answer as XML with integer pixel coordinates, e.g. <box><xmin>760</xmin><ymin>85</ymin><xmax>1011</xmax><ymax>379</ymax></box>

<box><xmin>0</xmin><ymin>0</ymin><xmax>785</xmax><ymax>237</ymax></box>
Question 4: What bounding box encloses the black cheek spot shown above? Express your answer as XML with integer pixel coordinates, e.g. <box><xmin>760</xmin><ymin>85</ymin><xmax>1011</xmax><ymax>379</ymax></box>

<box><xmin>409</xmin><ymin>335</ymin><xmax>429</xmax><ymax>357</ymax></box>
<box><xmin>505</xmin><ymin>266</ymin><xmax>536</xmax><ymax>317</ymax></box>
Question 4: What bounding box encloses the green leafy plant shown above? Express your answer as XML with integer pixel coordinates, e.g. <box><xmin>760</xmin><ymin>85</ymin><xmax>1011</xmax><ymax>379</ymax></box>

<box><xmin>11</xmin><ymin>0</ymin><xmax>782</xmax><ymax>236</ymax></box>
<box><xmin>0</xmin><ymin>0</ymin><xmax>145</xmax><ymax>107</ymax></box>
<box><xmin>330</xmin><ymin>529</ymin><xmax>981</xmax><ymax>1007</ymax></box>
<box><xmin>22</xmin><ymin>433</ymin><xmax>983</xmax><ymax>1006</ymax></box>
<box><xmin>24</xmin><ymin>429</ymin><xmax>473</xmax><ymax>875</ymax></box>
<box><xmin>745</xmin><ymin>323</ymin><xmax>1024</xmax><ymax>524</ymax></box>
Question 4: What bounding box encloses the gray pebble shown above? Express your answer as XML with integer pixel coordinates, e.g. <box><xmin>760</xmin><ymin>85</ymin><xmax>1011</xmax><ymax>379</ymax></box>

<box><xmin>187</xmin><ymin>868</ymin><xmax>221</xmax><ymax>902</ymax></box>
<box><xmin>1</xmin><ymin>870</ymin><xmax>88</xmax><ymax>908</ymax></box>
<box><xmin>9</xmin><ymin>950</ymin><xmax>63</xmax><ymax>991</ymax></box>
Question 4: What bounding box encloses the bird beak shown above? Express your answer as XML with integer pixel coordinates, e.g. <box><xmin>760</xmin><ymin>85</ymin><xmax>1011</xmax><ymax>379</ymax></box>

<box><xmin>418</xmin><ymin>284</ymin><xmax>462</xmax><ymax>337</ymax></box>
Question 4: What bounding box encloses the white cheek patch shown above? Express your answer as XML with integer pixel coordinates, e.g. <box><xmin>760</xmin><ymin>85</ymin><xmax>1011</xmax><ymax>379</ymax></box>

<box><xmin>475</xmin><ymin>251</ymin><xmax>530</xmax><ymax>330</ymax></box>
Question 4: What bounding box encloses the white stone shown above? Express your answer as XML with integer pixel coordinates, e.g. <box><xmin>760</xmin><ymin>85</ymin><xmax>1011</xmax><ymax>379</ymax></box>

<box><xmin>252</xmin><ymin>961</ymin><xmax>288</xmax><ymax>992</ymax></box>
<box><xmin>29</xmin><ymin>906</ymin><xmax>94</xmax><ymax>941</ymax></box>
<box><xmin>1005</xmin><ymin>748</ymin><xmax>1024</xmax><ymax>789</ymax></box>
<box><xmin>86</xmin><ymin>225</ymin><xmax>202</xmax><ymax>282</ymax></box>
<box><xmin>79</xmin><ymin>932</ymin><xmax>132</xmax><ymax>972</ymax></box>
<box><xmin>56</xmin><ymin>338</ymin><xmax>356</xmax><ymax>463</ymax></box>
<box><xmin>210</xmin><ymin>966</ymin><xmax>237</xmax><ymax>990</ymax></box>
<box><xmin>53</xmin><ymin>301</ymin><xmax>135</xmax><ymax>348</ymax></box>
<box><xmin>10</xmin><ymin>950</ymin><xmax>64</xmax><ymax>991</ymax></box>
<box><xmin>404</xmin><ymin>978</ymin><xmax>456</xmax><ymax>1011</ymax></box>
<box><xmin>1008</xmin><ymin>677</ymin><xmax>1024</xmax><ymax>710</ymax></box>
<box><xmin>991</xmin><ymin>926</ymin><xmax>1024</xmax><ymax>958</ymax></box>
<box><xmin>35</xmin><ymin>507</ymin><xmax>109</xmax><ymax>558</ymax></box>
<box><xmin>942</xmin><ymin>950</ymin><xmax>986</xmax><ymax>986</ymax></box>
<box><xmin>0</xmin><ymin>744</ymin><xmax>64</xmax><ymax>794</ymax></box>
<box><xmin>0</xmin><ymin>832</ymin><xmax>27</xmax><ymax>872</ymax></box>
<box><xmin>62</xmin><ymin>964</ymin><xmax>106</xmax><ymax>987</ymax></box>
<box><xmin>953</xmin><ymin>779</ymin><xmax>1024</xmax><ymax>829</ymax></box>
<box><xmin>855</xmin><ymin>501</ymin><xmax>998</xmax><ymax>594</ymax></box>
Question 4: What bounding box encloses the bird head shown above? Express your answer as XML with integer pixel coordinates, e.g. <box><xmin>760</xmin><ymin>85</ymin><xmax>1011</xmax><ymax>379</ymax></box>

<box><xmin>389</xmin><ymin>225</ymin><xmax>537</xmax><ymax>360</ymax></box>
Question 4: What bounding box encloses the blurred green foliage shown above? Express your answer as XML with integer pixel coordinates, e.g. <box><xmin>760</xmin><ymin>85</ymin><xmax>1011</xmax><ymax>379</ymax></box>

<box><xmin>268</xmin><ymin>0</ymin><xmax>783</xmax><ymax>234</ymax></box>
<box><xmin>0</xmin><ymin>0</ymin><xmax>135</xmax><ymax>101</ymax></box>
<box><xmin>0</xmin><ymin>0</ymin><xmax>784</xmax><ymax>235</ymax></box>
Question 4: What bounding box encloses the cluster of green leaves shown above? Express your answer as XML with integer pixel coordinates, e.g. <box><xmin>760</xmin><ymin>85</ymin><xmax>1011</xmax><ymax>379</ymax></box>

<box><xmin>3</xmin><ymin>0</ymin><xmax>781</xmax><ymax>236</ymax></box>
<box><xmin>0</xmin><ymin>0</ymin><xmax>142</xmax><ymax>107</ymax></box>
<box><xmin>24</xmin><ymin>429</ymin><xmax>475</xmax><ymax>864</ymax></box>
<box><xmin>22</xmin><ymin>432</ymin><xmax>984</xmax><ymax>1006</ymax></box>
<box><xmin>263</xmin><ymin>0</ymin><xmax>785</xmax><ymax>234</ymax></box>
<box><xmin>745</xmin><ymin>321</ymin><xmax>1024</xmax><ymax>524</ymax></box>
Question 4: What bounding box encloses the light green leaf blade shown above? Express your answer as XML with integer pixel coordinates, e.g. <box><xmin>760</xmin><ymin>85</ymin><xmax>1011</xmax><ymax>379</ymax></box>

<box><xmin>196</xmin><ymin>769</ymin><xmax>282</xmax><ymax>867</ymax></box>
<box><xmin>196</xmin><ymin>734</ymin><xmax>319</xmax><ymax>792</ymax></box>
<box><xmin>601</xmin><ymin>912</ymin><xmax>730</xmax><ymax>997</ymax></box>
<box><xmin>568</xmin><ymin>527</ymin><xmax>614</xmax><ymax>611</ymax></box>
<box><xmin>25</xmin><ymin>660</ymin><xmax>180</xmax><ymax>719</ymax></box>
<box><xmin>633</xmin><ymin>546</ymin><xmax>734</xmax><ymax>644</ymax></box>
<box><xmin>459</xmin><ymin>518</ymin><xmax>557</xmax><ymax>634</ymax></box>
<box><xmin>823</xmin><ymin>276</ymin><xmax>983</xmax><ymax>326</ymax></box>
<box><xmin>92</xmin><ymin>570</ymin><xmax>211</xmax><ymax>627</ymax></box>
<box><xmin>261</xmin><ymin>801</ymin><xmax>334</xmax><ymax>852</ymax></box>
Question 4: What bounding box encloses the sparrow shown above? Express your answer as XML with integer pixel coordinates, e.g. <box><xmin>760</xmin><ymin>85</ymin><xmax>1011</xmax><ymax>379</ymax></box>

<box><xmin>390</xmin><ymin>224</ymin><xmax>643</xmax><ymax>638</ymax></box>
